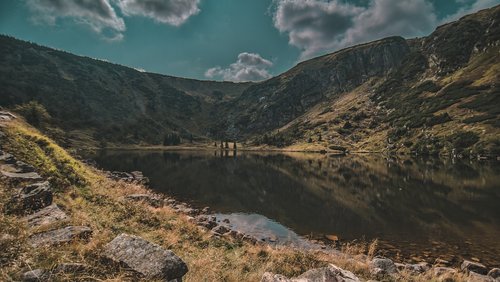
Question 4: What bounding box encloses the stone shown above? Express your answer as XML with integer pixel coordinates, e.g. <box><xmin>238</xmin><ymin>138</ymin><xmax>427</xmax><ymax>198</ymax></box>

<box><xmin>370</xmin><ymin>257</ymin><xmax>397</xmax><ymax>274</ymax></box>
<box><xmin>130</xmin><ymin>171</ymin><xmax>149</xmax><ymax>184</ymax></box>
<box><xmin>124</xmin><ymin>194</ymin><xmax>164</xmax><ymax>208</ymax></box>
<box><xmin>434</xmin><ymin>258</ymin><xmax>451</xmax><ymax>267</ymax></box>
<box><xmin>110</xmin><ymin>171</ymin><xmax>134</xmax><ymax>182</ymax></box>
<box><xmin>0</xmin><ymin>170</ymin><xmax>42</xmax><ymax>181</ymax></box>
<box><xmin>461</xmin><ymin>260</ymin><xmax>488</xmax><ymax>275</ymax></box>
<box><xmin>15</xmin><ymin>161</ymin><xmax>36</xmax><ymax>173</ymax></box>
<box><xmin>211</xmin><ymin>225</ymin><xmax>230</xmax><ymax>235</ymax></box>
<box><xmin>24</xmin><ymin>204</ymin><xmax>68</xmax><ymax>228</ymax></box>
<box><xmin>22</xmin><ymin>269</ymin><xmax>49</xmax><ymax>281</ymax></box>
<box><xmin>488</xmin><ymin>268</ymin><xmax>500</xmax><ymax>279</ymax></box>
<box><xmin>468</xmin><ymin>272</ymin><xmax>496</xmax><ymax>282</ymax></box>
<box><xmin>28</xmin><ymin>226</ymin><xmax>92</xmax><ymax>247</ymax></box>
<box><xmin>433</xmin><ymin>267</ymin><xmax>457</xmax><ymax>276</ymax></box>
<box><xmin>6</xmin><ymin>182</ymin><xmax>52</xmax><ymax>214</ymax></box>
<box><xmin>0</xmin><ymin>151</ymin><xmax>16</xmax><ymax>163</ymax></box>
<box><xmin>261</xmin><ymin>272</ymin><xmax>290</xmax><ymax>282</ymax></box>
<box><xmin>296</xmin><ymin>264</ymin><xmax>360</xmax><ymax>282</ymax></box>
<box><xmin>404</xmin><ymin>262</ymin><xmax>430</xmax><ymax>274</ymax></box>
<box><xmin>104</xmin><ymin>234</ymin><xmax>188</xmax><ymax>281</ymax></box>
<box><xmin>53</xmin><ymin>263</ymin><xmax>87</xmax><ymax>274</ymax></box>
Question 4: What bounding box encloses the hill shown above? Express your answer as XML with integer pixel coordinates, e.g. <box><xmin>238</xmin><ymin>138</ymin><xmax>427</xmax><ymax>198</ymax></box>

<box><xmin>0</xmin><ymin>5</ymin><xmax>499</xmax><ymax>157</ymax></box>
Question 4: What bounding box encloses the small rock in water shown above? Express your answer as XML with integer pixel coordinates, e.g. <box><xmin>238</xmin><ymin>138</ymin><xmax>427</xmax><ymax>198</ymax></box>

<box><xmin>104</xmin><ymin>233</ymin><xmax>188</xmax><ymax>281</ymax></box>
<box><xmin>22</xmin><ymin>269</ymin><xmax>49</xmax><ymax>282</ymax></box>
<box><xmin>222</xmin><ymin>218</ymin><xmax>230</xmax><ymax>224</ymax></box>
<box><xmin>461</xmin><ymin>260</ymin><xmax>488</xmax><ymax>275</ymax></box>
<box><xmin>370</xmin><ymin>257</ymin><xmax>397</xmax><ymax>274</ymax></box>
<box><xmin>28</xmin><ymin>226</ymin><xmax>92</xmax><ymax>247</ymax></box>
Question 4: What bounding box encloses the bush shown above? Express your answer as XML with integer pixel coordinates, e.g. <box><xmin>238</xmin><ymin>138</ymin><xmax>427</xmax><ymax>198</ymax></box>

<box><xmin>448</xmin><ymin>131</ymin><xmax>480</xmax><ymax>149</ymax></box>
<box><xmin>14</xmin><ymin>101</ymin><xmax>51</xmax><ymax>127</ymax></box>
<box><xmin>426</xmin><ymin>112</ymin><xmax>452</xmax><ymax>126</ymax></box>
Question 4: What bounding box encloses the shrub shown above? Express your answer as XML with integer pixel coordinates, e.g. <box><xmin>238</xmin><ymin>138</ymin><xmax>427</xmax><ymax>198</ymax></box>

<box><xmin>448</xmin><ymin>131</ymin><xmax>480</xmax><ymax>149</ymax></box>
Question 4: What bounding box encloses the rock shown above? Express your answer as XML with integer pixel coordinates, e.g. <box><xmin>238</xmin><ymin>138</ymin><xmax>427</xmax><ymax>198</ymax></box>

<box><xmin>201</xmin><ymin>207</ymin><xmax>210</xmax><ymax>214</ymax></box>
<box><xmin>28</xmin><ymin>226</ymin><xmax>92</xmax><ymax>247</ymax></box>
<box><xmin>488</xmin><ymin>268</ymin><xmax>500</xmax><ymax>279</ymax></box>
<box><xmin>296</xmin><ymin>264</ymin><xmax>360</xmax><ymax>282</ymax></box>
<box><xmin>130</xmin><ymin>171</ymin><xmax>149</xmax><ymax>184</ymax></box>
<box><xmin>124</xmin><ymin>194</ymin><xmax>163</xmax><ymax>208</ymax></box>
<box><xmin>468</xmin><ymin>272</ymin><xmax>496</xmax><ymax>282</ymax></box>
<box><xmin>404</xmin><ymin>262</ymin><xmax>430</xmax><ymax>274</ymax></box>
<box><xmin>0</xmin><ymin>151</ymin><xmax>16</xmax><ymax>163</ymax></box>
<box><xmin>0</xmin><ymin>170</ymin><xmax>42</xmax><ymax>181</ymax></box>
<box><xmin>433</xmin><ymin>267</ymin><xmax>457</xmax><ymax>276</ymax></box>
<box><xmin>104</xmin><ymin>234</ymin><xmax>188</xmax><ymax>281</ymax></box>
<box><xmin>261</xmin><ymin>272</ymin><xmax>290</xmax><ymax>282</ymax></box>
<box><xmin>14</xmin><ymin>161</ymin><xmax>36</xmax><ymax>173</ymax></box>
<box><xmin>211</xmin><ymin>225</ymin><xmax>230</xmax><ymax>235</ymax></box>
<box><xmin>461</xmin><ymin>260</ymin><xmax>488</xmax><ymax>275</ymax></box>
<box><xmin>53</xmin><ymin>263</ymin><xmax>87</xmax><ymax>274</ymax></box>
<box><xmin>261</xmin><ymin>264</ymin><xmax>360</xmax><ymax>282</ymax></box>
<box><xmin>434</xmin><ymin>258</ymin><xmax>451</xmax><ymax>267</ymax></box>
<box><xmin>109</xmin><ymin>171</ymin><xmax>134</xmax><ymax>182</ymax></box>
<box><xmin>22</xmin><ymin>269</ymin><xmax>49</xmax><ymax>281</ymax></box>
<box><xmin>6</xmin><ymin>182</ymin><xmax>52</xmax><ymax>214</ymax></box>
<box><xmin>222</xmin><ymin>218</ymin><xmax>230</xmax><ymax>224</ymax></box>
<box><xmin>370</xmin><ymin>257</ymin><xmax>397</xmax><ymax>274</ymax></box>
<box><xmin>24</xmin><ymin>204</ymin><xmax>68</xmax><ymax>228</ymax></box>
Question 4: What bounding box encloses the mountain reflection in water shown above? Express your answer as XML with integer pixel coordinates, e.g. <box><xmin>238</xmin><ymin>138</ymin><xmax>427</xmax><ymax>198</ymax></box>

<box><xmin>89</xmin><ymin>150</ymin><xmax>500</xmax><ymax>266</ymax></box>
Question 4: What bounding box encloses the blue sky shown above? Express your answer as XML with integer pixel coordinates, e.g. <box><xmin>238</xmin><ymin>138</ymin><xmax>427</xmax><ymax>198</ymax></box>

<box><xmin>0</xmin><ymin>0</ymin><xmax>498</xmax><ymax>81</ymax></box>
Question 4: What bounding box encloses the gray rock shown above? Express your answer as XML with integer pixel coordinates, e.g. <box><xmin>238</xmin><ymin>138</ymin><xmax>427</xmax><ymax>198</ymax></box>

<box><xmin>371</xmin><ymin>257</ymin><xmax>397</xmax><ymax>274</ymax></box>
<box><xmin>124</xmin><ymin>194</ymin><xmax>164</xmax><ymax>208</ymax></box>
<box><xmin>404</xmin><ymin>262</ymin><xmax>430</xmax><ymax>274</ymax></box>
<box><xmin>29</xmin><ymin>226</ymin><xmax>92</xmax><ymax>247</ymax></box>
<box><xmin>296</xmin><ymin>264</ymin><xmax>360</xmax><ymax>281</ymax></box>
<box><xmin>433</xmin><ymin>267</ymin><xmax>457</xmax><ymax>276</ymax></box>
<box><xmin>22</xmin><ymin>269</ymin><xmax>49</xmax><ymax>281</ymax></box>
<box><xmin>261</xmin><ymin>264</ymin><xmax>360</xmax><ymax>282</ymax></box>
<box><xmin>24</xmin><ymin>204</ymin><xmax>68</xmax><ymax>228</ymax></box>
<box><xmin>130</xmin><ymin>171</ymin><xmax>149</xmax><ymax>184</ymax></box>
<box><xmin>15</xmin><ymin>161</ymin><xmax>36</xmax><ymax>173</ymax></box>
<box><xmin>211</xmin><ymin>225</ymin><xmax>230</xmax><ymax>235</ymax></box>
<box><xmin>6</xmin><ymin>182</ymin><xmax>52</xmax><ymax>214</ymax></box>
<box><xmin>434</xmin><ymin>258</ymin><xmax>451</xmax><ymax>267</ymax></box>
<box><xmin>261</xmin><ymin>272</ymin><xmax>290</xmax><ymax>282</ymax></box>
<box><xmin>468</xmin><ymin>272</ymin><xmax>496</xmax><ymax>282</ymax></box>
<box><xmin>488</xmin><ymin>268</ymin><xmax>500</xmax><ymax>279</ymax></box>
<box><xmin>53</xmin><ymin>263</ymin><xmax>87</xmax><ymax>274</ymax></box>
<box><xmin>0</xmin><ymin>151</ymin><xmax>16</xmax><ymax>163</ymax></box>
<box><xmin>0</xmin><ymin>170</ymin><xmax>42</xmax><ymax>181</ymax></box>
<box><xmin>461</xmin><ymin>260</ymin><xmax>488</xmax><ymax>275</ymax></box>
<box><xmin>104</xmin><ymin>234</ymin><xmax>188</xmax><ymax>280</ymax></box>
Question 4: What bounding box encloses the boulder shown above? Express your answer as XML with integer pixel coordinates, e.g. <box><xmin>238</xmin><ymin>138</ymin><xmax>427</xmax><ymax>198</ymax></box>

<box><xmin>488</xmin><ymin>268</ymin><xmax>500</xmax><ymax>279</ymax></box>
<box><xmin>296</xmin><ymin>264</ymin><xmax>360</xmax><ymax>281</ymax></box>
<box><xmin>124</xmin><ymin>194</ymin><xmax>164</xmax><ymax>208</ymax></box>
<box><xmin>404</xmin><ymin>262</ymin><xmax>430</xmax><ymax>274</ymax></box>
<box><xmin>24</xmin><ymin>204</ymin><xmax>68</xmax><ymax>228</ymax></box>
<box><xmin>461</xmin><ymin>260</ymin><xmax>488</xmax><ymax>275</ymax></box>
<box><xmin>103</xmin><ymin>234</ymin><xmax>188</xmax><ymax>281</ymax></box>
<box><xmin>261</xmin><ymin>264</ymin><xmax>360</xmax><ymax>282</ymax></box>
<box><xmin>28</xmin><ymin>226</ymin><xmax>92</xmax><ymax>247</ymax></box>
<box><xmin>6</xmin><ymin>182</ymin><xmax>52</xmax><ymax>214</ymax></box>
<box><xmin>370</xmin><ymin>257</ymin><xmax>397</xmax><ymax>274</ymax></box>
<box><xmin>21</xmin><ymin>269</ymin><xmax>49</xmax><ymax>281</ymax></box>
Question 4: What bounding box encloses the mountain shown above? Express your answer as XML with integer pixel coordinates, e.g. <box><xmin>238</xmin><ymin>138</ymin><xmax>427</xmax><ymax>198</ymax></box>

<box><xmin>0</xmin><ymin>5</ymin><xmax>499</xmax><ymax>156</ymax></box>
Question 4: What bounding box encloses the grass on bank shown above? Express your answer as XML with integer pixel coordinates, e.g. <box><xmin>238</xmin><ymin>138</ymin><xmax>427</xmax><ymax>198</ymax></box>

<box><xmin>0</xmin><ymin>119</ymin><xmax>467</xmax><ymax>281</ymax></box>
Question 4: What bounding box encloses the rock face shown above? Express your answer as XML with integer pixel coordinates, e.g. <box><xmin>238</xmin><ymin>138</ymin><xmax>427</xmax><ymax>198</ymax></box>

<box><xmin>104</xmin><ymin>234</ymin><xmax>188</xmax><ymax>281</ymax></box>
<box><xmin>28</xmin><ymin>226</ymin><xmax>92</xmax><ymax>247</ymax></box>
<box><xmin>461</xmin><ymin>260</ymin><xmax>488</xmax><ymax>275</ymax></box>
<box><xmin>261</xmin><ymin>264</ymin><xmax>360</xmax><ymax>282</ymax></box>
<box><xmin>6</xmin><ymin>182</ymin><xmax>52</xmax><ymax>214</ymax></box>
<box><xmin>24</xmin><ymin>204</ymin><xmax>68</xmax><ymax>228</ymax></box>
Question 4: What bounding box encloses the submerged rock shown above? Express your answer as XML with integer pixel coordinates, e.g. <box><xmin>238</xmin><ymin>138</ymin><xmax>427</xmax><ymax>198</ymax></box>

<box><xmin>28</xmin><ymin>226</ymin><xmax>92</xmax><ymax>247</ymax></box>
<box><xmin>104</xmin><ymin>233</ymin><xmax>188</xmax><ymax>281</ymax></box>
<box><xmin>461</xmin><ymin>260</ymin><xmax>488</xmax><ymax>275</ymax></box>
<box><xmin>24</xmin><ymin>204</ymin><xmax>68</xmax><ymax>228</ymax></box>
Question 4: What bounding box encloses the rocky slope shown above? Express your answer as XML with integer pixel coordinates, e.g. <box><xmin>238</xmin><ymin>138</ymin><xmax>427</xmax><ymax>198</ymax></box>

<box><xmin>0</xmin><ymin>5</ymin><xmax>499</xmax><ymax>156</ymax></box>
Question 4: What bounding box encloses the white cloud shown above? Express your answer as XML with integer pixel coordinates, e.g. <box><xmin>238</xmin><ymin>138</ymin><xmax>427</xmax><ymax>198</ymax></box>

<box><xmin>26</xmin><ymin>0</ymin><xmax>126</xmax><ymax>40</ymax></box>
<box><xmin>117</xmin><ymin>0</ymin><xmax>200</xmax><ymax>26</ymax></box>
<box><xmin>205</xmin><ymin>52</ymin><xmax>273</xmax><ymax>82</ymax></box>
<box><xmin>440</xmin><ymin>0</ymin><xmax>499</xmax><ymax>23</ymax></box>
<box><xmin>273</xmin><ymin>0</ymin><xmax>438</xmax><ymax>60</ymax></box>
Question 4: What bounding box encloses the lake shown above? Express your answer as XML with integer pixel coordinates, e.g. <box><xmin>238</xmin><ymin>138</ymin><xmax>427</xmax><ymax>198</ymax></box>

<box><xmin>89</xmin><ymin>150</ymin><xmax>500</xmax><ymax>267</ymax></box>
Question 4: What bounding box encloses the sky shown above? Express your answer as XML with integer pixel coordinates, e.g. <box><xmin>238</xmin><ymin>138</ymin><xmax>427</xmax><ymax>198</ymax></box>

<box><xmin>0</xmin><ymin>0</ymin><xmax>499</xmax><ymax>82</ymax></box>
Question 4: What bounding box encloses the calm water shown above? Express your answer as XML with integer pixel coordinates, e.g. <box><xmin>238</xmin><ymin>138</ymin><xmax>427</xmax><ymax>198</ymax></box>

<box><xmin>89</xmin><ymin>150</ymin><xmax>500</xmax><ymax>266</ymax></box>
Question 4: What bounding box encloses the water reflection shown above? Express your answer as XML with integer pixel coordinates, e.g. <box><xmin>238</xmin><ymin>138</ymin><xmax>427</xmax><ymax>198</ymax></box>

<box><xmin>90</xmin><ymin>150</ymin><xmax>500</xmax><ymax>266</ymax></box>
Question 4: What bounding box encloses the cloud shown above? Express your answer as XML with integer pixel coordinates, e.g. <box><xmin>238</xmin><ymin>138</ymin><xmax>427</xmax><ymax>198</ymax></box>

<box><xmin>440</xmin><ymin>0</ymin><xmax>499</xmax><ymax>23</ymax></box>
<box><xmin>117</xmin><ymin>0</ymin><xmax>200</xmax><ymax>26</ymax></box>
<box><xmin>273</xmin><ymin>0</ymin><xmax>438</xmax><ymax>59</ymax></box>
<box><xmin>26</xmin><ymin>0</ymin><xmax>126</xmax><ymax>40</ymax></box>
<box><xmin>205</xmin><ymin>52</ymin><xmax>273</xmax><ymax>82</ymax></box>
